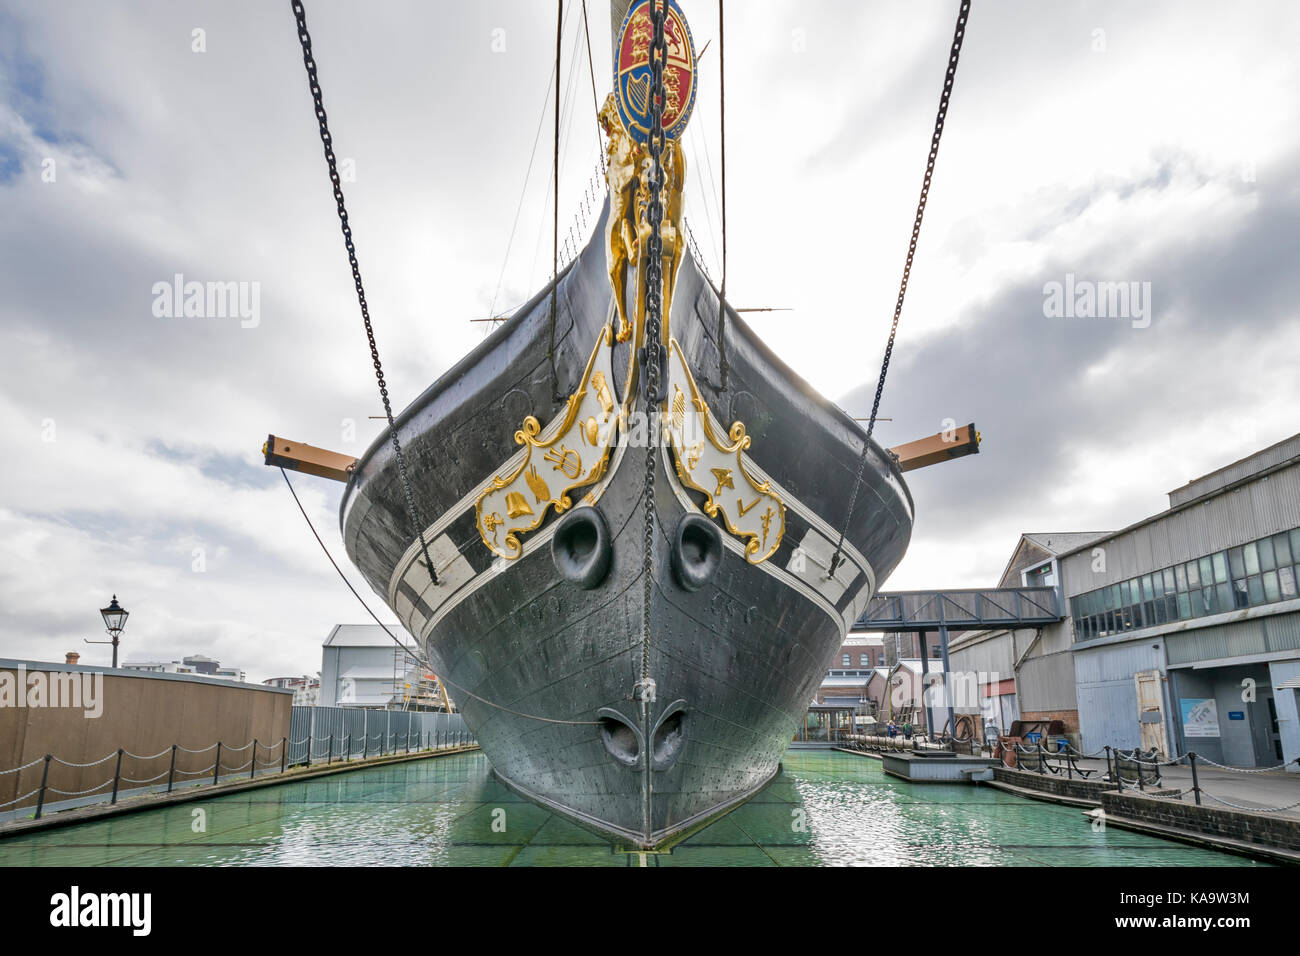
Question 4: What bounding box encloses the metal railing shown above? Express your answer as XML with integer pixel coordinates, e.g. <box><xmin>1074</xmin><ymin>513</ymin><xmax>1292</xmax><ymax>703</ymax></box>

<box><xmin>0</xmin><ymin>725</ymin><xmax>479</xmax><ymax>824</ymax></box>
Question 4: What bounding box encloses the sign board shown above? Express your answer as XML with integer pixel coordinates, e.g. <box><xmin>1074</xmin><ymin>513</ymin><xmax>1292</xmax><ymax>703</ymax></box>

<box><xmin>1180</xmin><ymin>697</ymin><xmax>1220</xmax><ymax>738</ymax></box>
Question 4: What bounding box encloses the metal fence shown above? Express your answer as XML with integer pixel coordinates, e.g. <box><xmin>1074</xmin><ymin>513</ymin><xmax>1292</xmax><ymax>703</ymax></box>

<box><xmin>0</xmin><ymin>707</ymin><xmax>476</xmax><ymax>825</ymax></box>
<box><xmin>287</xmin><ymin>707</ymin><xmax>473</xmax><ymax>766</ymax></box>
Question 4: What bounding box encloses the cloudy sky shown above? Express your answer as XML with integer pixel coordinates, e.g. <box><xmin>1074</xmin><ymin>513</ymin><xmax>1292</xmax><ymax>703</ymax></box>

<box><xmin>2</xmin><ymin>0</ymin><xmax>1297</xmax><ymax>683</ymax></box>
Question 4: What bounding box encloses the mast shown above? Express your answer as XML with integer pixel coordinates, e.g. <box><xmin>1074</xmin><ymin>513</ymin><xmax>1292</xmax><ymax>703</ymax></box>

<box><xmin>610</xmin><ymin>0</ymin><xmax>634</xmax><ymax>61</ymax></box>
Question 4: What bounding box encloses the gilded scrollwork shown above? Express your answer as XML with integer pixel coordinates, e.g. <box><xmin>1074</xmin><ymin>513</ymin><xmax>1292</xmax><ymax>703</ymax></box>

<box><xmin>661</xmin><ymin>339</ymin><xmax>785</xmax><ymax>563</ymax></box>
<box><xmin>475</xmin><ymin>325</ymin><xmax>621</xmax><ymax>560</ymax></box>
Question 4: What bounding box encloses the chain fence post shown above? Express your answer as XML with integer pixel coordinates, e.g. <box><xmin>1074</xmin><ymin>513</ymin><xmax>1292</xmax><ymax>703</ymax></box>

<box><xmin>110</xmin><ymin>748</ymin><xmax>124</xmax><ymax>804</ymax></box>
<box><xmin>167</xmin><ymin>744</ymin><xmax>177</xmax><ymax>793</ymax></box>
<box><xmin>251</xmin><ymin>739</ymin><xmax>259</xmax><ymax>779</ymax></box>
<box><xmin>1189</xmin><ymin>752</ymin><xmax>1201</xmax><ymax>806</ymax></box>
<box><xmin>327</xmin><ymin>733</ymin><xmax>334</xmax><ymax>766</ymax></box>
<box><xmin>280</xmin><ymin>737</ymin><xmax>287</xmax><ymax>774</ymax></box>
<box><xmin>213</xmin><ymin>742</ymin><xmax>222</xmax><ymax>786</ymax></box>
<box><xmin>34</xmin><ymin>754</ymin><xmax>51</xmax><ymax>819</ymax></box>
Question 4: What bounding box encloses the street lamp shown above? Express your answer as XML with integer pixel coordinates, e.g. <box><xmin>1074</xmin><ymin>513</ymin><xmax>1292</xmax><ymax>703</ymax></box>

<box><xmin>86</xmin><ymin>595</ymin><xmax>129</xmax><ymax>668</ymax></box>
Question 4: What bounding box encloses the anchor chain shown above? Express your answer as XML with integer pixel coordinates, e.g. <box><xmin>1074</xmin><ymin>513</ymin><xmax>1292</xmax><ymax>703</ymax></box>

<box><xmin>828</xmin><ymin>0</ymin><xmax>971</xmax><ymax>580</ymax></box>
<box><xmin>289</xmin><ymin>0</ymin><xmax>437</xmax><ymax>585</ymax></box>
<box><xmin>638</xmin><ymin>0</ymin><xmax>669</xmax><ymax>690</ymax></box>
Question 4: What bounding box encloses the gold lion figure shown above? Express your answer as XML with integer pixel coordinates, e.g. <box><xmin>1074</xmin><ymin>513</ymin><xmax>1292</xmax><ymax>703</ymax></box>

<box><xmin>599</xmin><ymin>92</ymin><xmax>686</xmax><ymax>352</ymax></box>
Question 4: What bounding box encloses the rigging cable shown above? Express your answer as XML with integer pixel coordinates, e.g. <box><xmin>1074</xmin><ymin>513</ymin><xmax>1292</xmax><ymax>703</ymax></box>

<box><xmin>548</xmin><ymin>0</ymin><xmax>563</xmax><ymax>400</ymax></box>
<box><xmin>827</xmin><ymin>0</ymin><xmax>972</xmax><ymax>580</ymax></box>
<box><xmin>581</xmin><ymin>0</ymin><xmax>605</xmax><ymax>172</ymax></box>
<box><xmin>288</xmin><ymin>0</ymin><xmax>437</xmax><ymax>585</ymax></box>
<box><xmin>716</xmin><ymin>0</ymin><xmax>729</xmax><ymax>389</ymax></box>
<box><xmin>279</xmin><ymin>468</ymin><xmax>601</xmax><ymax>726</ymax></box>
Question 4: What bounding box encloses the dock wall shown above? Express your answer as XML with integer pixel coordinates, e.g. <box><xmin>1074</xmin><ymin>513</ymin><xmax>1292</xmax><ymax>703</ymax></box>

<box><xmin>0</xmin><ymin>659</ymin><xmax>291</xmax><ymax>811</ymax></box>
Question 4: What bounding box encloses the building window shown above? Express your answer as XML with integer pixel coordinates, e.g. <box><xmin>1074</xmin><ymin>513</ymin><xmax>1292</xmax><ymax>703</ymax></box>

<box><xmin>1071</xmin><ymin>525</ymin><xmax>1300</xmax><ymax>642</ymax></box>
<box><xmin>842</xmin><ymin>654</ymin><xmax>850</xmax><ymax>666</ymax></box>
<box><xmin>1026</xmin><ymin>561</ymin><xmax>1056</xmax><ymax>587</ymax></box>
<box><xmin>860</xmin><ymin>653</ymin><xmax>869</xmax><ymax>667</ymax></box>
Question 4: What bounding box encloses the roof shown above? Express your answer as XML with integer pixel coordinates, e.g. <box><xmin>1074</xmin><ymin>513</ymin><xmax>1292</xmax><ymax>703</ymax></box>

<box><xmin>323</xmin><ymin>624</ymin><xmax>416</xmax><ymax>649</ymax></box>
<box><xmin>819</xmin><ymin>675</ymin><xmax>872</xmax><ymax>688</ymax></box>
<box><xmin>1021</xmin><ymin>531</ymin><xmax>1115</xmax><ymax>554</ymax></box>
<box><xmin>997</xmin><ymin>531</ymin><xmax>1114</xmax><ymax>587</ymax></box>
<box><xmin>1167</xmin><ymin>432</ymin><xmax>1300</xmax><ymax>506</ymax></box>
<box><xmin>1057</xmin><ymin>434</ymin><xmax>1300</xmax><ymax>563</ymax></box>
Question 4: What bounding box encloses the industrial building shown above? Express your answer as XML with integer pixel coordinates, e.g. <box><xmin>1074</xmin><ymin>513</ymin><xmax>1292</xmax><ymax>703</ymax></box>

<box><xmin>933</xmin><ymin>433</ymin><xmax>1300</xmax><ymax>771</ymax></box>
<box><xmin>1062</xmin><ymin>433</ymin><xmax>1300</xmax><ymax>768</ymax></box>
<box><xmin>318</xmin><ymin>625</ymin><xmax>447</xmax><ymax>711</ymax></box>
<box><xmin>946</xmin><ymin>531</ymin><xmax>1109</xmax><ymax>741</ymax></box>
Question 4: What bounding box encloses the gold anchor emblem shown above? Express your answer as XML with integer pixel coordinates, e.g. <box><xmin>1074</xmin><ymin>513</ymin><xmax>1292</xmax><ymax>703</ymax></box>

<box><xmin>544</xmin><ymin>445</ymin><xmax>583</xmax><ymax>479</ymax></box>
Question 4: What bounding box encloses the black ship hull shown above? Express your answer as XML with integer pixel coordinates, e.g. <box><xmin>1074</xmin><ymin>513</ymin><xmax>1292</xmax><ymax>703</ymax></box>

<box><xmin>340</xmin><ymin>200</ymin><xmax>913</xmax><ymax>847</ymax></box>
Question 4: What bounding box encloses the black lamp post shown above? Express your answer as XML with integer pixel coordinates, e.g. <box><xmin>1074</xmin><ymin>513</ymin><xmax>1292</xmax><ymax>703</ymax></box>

<box><xmin>86</xmin><ymin>595</ymin><xmax>129</xmax><ymax>668</ymax></box>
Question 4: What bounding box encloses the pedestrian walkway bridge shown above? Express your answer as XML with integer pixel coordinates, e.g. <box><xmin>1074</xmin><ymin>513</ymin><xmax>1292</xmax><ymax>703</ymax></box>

<box><xmin>855</xmin><ymin>586</ymin><xmax>1061</xmax><ymax>632</ymax></box>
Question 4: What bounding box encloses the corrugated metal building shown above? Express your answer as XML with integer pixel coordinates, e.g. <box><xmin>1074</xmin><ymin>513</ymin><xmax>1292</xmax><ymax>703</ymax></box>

<box><xmin>319</xmin><ymin>624</ymin><xmax>422</xmax><ymax>709</ymax></box>
<box><xmin>1058</xmin><ymin>433</ymin><xmax>1300</xmax><ymax>768</ymax></box>
<box><xmin>947</xmin><ymin>531</ymin><xmax>1110</xmax><ymax>742</ymax></box>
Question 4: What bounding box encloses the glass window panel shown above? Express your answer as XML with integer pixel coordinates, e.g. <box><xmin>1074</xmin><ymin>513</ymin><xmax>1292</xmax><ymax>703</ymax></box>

<box><xmin>1233</xmin><ymin>579</ymin><xmax>1249</xmax><ymax>609</ymax></box>
<box><xmin>1274</xmin><ymin>533</ymin><xmax>1292</xmax><ymax>567</ymax></box>
<box><xmin>1141</xmin><ymin>574</ymin><xmax>1153</xmax><ymax>599</ymax></box>
<box><xmin>1215</xmin><ymin>582</ymin><xmax>1231</xmax><ymax>612</ymax></box>
<box><xmin>1166</xmin><ymin>594</ymin><xmax>1179</xmax><ymax>621</ymax></box>
<box><xmin>1186</xmin><ymin>561</ymin><xmax>1200</xmax><ymax>589</ymax></box>
<box><xmin>1212</xmin><ymin>552</ymin><xmax>1228</xmax><ymax>584</ymax></box>
<box><xmin>1199</xmin><ymin>586</ymin><xmax>1215</xmax><ymax>615</ymax></box>
<box><xmin>1164</xmin><ymin>569</ymin><xmax>1178</xmax><ymax>594</ymax></box>
<box><xmin>1244</xmin><ymin>542</ymin><xmax>1260</xmax><ymax>575</ymax></box>
<box><xmin>1129</xmin><ymin>579</ymin><xmax>1142</xmax><ymax>603</ymax></box>
<box><xmin>1153</xmin><ymin>599</ymin><xmax>1167</xmax><ymax>624</ymax></box>
<box><xmin>1229</xmin><ymin>547</ymin><xmax>1245</xmax><ymax>579</ymax></box>
<box><xmin>1247</xmin><ymin>575</ymin><xmax>1264</xmax><ymax>605</ymax></box>
<box><xmin>1291</xmin><ymin>529</ymin><xmax>1300</xmax><ymax>561</ymax></box>
<box><xmin>1107</xmin><ymin>585</ymin><xmax>1120</xmax><ymax>609</ymax></box>
<box><xmin>1177</xmin><ymin>592</ymin><xmax>1191</xmax><ymax>618</ymax></box>
<box><xmin>1199</xmin><ymin>556</ymin><xmax>1214</xmax><ymax>585</ymax></box>
<box><xmin>1175</xmin><ymin>564</ymin><xmax>1188</xmax><ymax>591</ymax></box>
<box><xmin>1258</xmin><ymin>537</ymin><xmax>1276</xmax><ymax>572</ymax></box>
<box><xmin>1263</xmin><ymin>570</ymin><xmax>1280</xmax><ymax>602</ymax></box>
<box><xmin>1280</xmin><ymin>566</ymin><xmax>1298</xmax><ymax>600</ymax></box>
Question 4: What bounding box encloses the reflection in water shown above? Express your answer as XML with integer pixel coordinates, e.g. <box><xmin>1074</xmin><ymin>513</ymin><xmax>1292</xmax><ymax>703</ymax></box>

<box><xmin>0</xmin><ymin>750</ymin><xmax>1266</xmax><ymax>867</ymax></box>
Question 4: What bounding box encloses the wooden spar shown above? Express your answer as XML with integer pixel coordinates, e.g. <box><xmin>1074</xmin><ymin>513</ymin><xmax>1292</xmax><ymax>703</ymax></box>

<box><xmin>263</xmin><ymin>434</ymin><xmax>358</xmax><ymax>483</ymax></box>
<box><xmin>886</xmin><ymin>423</ymin><xmax>981</xmax><ymax>473</ymax></box>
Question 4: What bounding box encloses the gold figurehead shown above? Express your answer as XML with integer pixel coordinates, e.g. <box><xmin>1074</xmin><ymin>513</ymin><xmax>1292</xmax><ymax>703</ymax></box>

<box><xmin>471</xmin><ymin>2</ymin><xmax>783</xmax><ymax>565</ymax></box>
<box><xmin>599</xmin><ymin>92</ymin><xmax>685</xmax><ymax>349</ymax></box>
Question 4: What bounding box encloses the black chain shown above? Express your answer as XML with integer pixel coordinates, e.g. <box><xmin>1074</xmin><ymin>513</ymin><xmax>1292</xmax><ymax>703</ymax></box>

<box><xmin>640</xmin><ymin>0</ymin><xmax>669</xmax><ymax>682</ymax></box>
<box><xmin>828</xmin><ymin>0</ymin><xmax>971</xmax><ymax>580</ymax></box>
<box><xmin>289</xmin><ymin>0</ymin><xmax>437</xmax><ymax>585</ymax></box>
